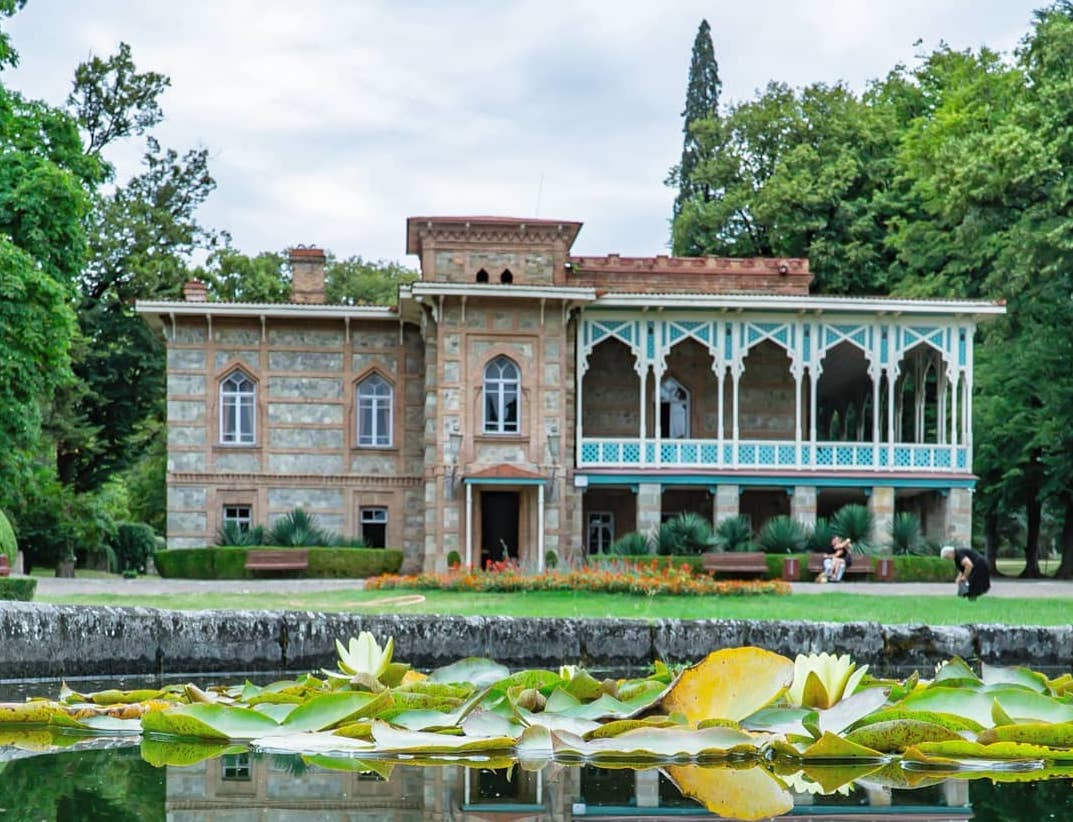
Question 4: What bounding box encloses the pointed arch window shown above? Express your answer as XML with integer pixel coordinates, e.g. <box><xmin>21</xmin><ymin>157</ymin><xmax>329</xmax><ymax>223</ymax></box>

<box><xmin>220</xmin><ymin>369</ymin><xmax>256</xmax><ymax>444</ymax></box>
<box><xmin>483</xmin><ymin>356</ymin><xmax>520</xmax><ymax>434</ymax></box>
<box><xmin>357</xmin><ymin>373</ymin><xmax>393</xmax><ymax>447</ymax></box>
<box><xmin>660</xmin><ymin>376</ymin><xmax>690</xmax><ymax>439</ymax></box>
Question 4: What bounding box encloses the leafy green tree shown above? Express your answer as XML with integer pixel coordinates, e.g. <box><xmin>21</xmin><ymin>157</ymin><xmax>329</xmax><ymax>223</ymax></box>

<box><xmin>668</xmin><ymin>19</ymin><xmax>721</xmax><ymax>220</ymax></box>
<box><xmin>326</xmin><ymin>255</ymin><xmax>417</xmax><ymax>305</ymax></box>
<box><xmin>0</xmin><ymin>0</ymin><xmax>25</xmax><ymax>70</ymax></box>
<box><xmin>203</xmin><ymin>247</ymin><xmax>290</xmax><ymax>302</ymax></box>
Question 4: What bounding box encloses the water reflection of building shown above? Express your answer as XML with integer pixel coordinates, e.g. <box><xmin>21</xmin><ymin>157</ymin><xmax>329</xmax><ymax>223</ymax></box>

<box><xmin>165</xmin><ymin>755</ymin><xmax>973</xmax><ymax>820</ymax></box>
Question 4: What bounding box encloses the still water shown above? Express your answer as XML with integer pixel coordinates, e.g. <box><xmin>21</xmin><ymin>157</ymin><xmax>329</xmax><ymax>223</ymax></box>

<box><xmin>1</xmin><ymin>743</ymin><xmax>1070</xmax><ymax>821</ymax></box>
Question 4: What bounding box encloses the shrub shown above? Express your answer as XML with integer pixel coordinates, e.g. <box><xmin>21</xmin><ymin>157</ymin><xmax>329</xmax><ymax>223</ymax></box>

<box><xmin>0</xmin><ymin>578</ymin><xmax>36</xmax><ymax>601</ymax></box>
<box><xmin>806</xmin><ymin>517</ymin><xmax>835</xmax><ymax>553</ymax></box>
<box><xmin>266</xmin><ymin>509</ymin><xmax>337</xmax><ymax>547</ymax></box>
<box><xmin>890</xmin><ymin>512</ymin><xmax>925</xmax><ymax>555</ymax></box>
<box><xmin>610</xmin><ymin>531</ymin><xmax>653</xmax><ymax>556</ymax></box>
<box><xmin>154</xmin><ymin>546</ymin><xmax>403</xmax><ymax>579</ymax></box>
<box><xmin>446</xmin><ymin>550</ymin><xmax>462</xmax><ymax>568</ymax></box>
<box><xmin>110</xmin><ymin>522</ymin><xmax>157</xmax><ymax>574</ymax></box>
<box><xmin>832</xmin><ymin>504</ymin><xmax>874</xmax><ymax>553</ymax></box>
<box><xmin>216</xmin><ymin>522</ymin><xmax>265</xmax><ymax>547</ymax></box>
<box><xmin>756</xmin><ymin>515</ymin><xmax>807</xmax><ymax>554</ymax></box>
<box><xmin>712</xmin><ymin>516</ymin><xmax>753</xmax><ymax>553</ymax></box>
<box><xmin>544</xmin><ymin>550</ymin><xmax>558</xmax><ymax>570</ymax></box>
<box><xmin>658</xmin><ymin>513</ymin><xmax>715</xmax><ymax>555</ymax></box>
<box><xmin>0</xmin><ymin>510</ymin><xmax>16</xmax><ymax>565</ymax></box>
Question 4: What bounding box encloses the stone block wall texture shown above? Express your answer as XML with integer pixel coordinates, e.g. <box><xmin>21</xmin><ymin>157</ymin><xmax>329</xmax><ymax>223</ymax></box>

<box><xmin>580</xmin><ymin>336</ymin><xmax>641</xmax><ymax>437</ymax></box>
<box><xmin>944</xmin><ymin>487</ymin><xmax>973</xmax><ymax>546</ymax></box>
<box><xmin>3</xmin><ymin>604</ymin><xmax>1068</xmax><ymax>679</ymax></box>
<box><xmin>738</xmin><ymin>341</ymin><xmax>796</xmax><ymax>440</ymax></box>
<box><xmin>791</xmin><ymin>486</ymin><xmax>818</xmax><ymax>529</ymax></box>
<box><xmin>869</xmin><ymin>486</ymin><xmax>896</xmax><ymax>548</ymax></box>
<box><xmin>635</xmin><ymin>483</ymin><xmax>662</xmax><ymax>534</ymax></box>
<box><xmin>714</xmin><ymin>485</ymin><xmax>740</xmax><ymax>524</ymax></box>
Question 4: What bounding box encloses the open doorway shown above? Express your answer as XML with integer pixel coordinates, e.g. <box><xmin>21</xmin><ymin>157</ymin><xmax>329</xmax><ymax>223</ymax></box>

<box><xmin>481</xmin><ymin>491</ymin><xmax>519</xmax><ymax>567</ymax></box>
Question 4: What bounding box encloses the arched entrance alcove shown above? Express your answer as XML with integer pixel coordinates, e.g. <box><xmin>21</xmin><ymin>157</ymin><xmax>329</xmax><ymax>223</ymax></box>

<box><xmin>582</xmin><ymin>338</ymin><xmax>640</xmax><ymax>438</ymax></box>
<box><xmin>737</xmin><ymin>340</ymin><xmax>794</xmax><ymax>441</ymax></box>
<box><xmin>817</xmin><ymin>341</ymin><xmax>873</xmax><ymax>442</ymax></box>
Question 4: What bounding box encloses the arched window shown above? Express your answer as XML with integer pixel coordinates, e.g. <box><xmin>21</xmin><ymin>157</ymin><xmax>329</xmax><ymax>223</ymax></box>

<box><xmin>220</xmin><ymin>369</ymin><xmax>256</xmax><ymax>444</ymax></box>
<box><xmin>357</xmin><ymin>374</ymin><xmax>393</xmax><ymax>447</ymax></box>
<box><xmin>660</xmin><ymin>376</ymin><xmax>690</xmax><ymax>439</ymax></box>
<box><xmin>475</xmin><ymin>269</ymin><xmax>489</xmax><ymax>283</ymax></box>
<box><xmin>500</xmin><ymin>269</ymin><xmax>513</xmax><ymax>284</ymax></box>
<box><xmin>483</xmin><ymin>356</ymin><xmax>520</xmax><ymax>434</ymax></box>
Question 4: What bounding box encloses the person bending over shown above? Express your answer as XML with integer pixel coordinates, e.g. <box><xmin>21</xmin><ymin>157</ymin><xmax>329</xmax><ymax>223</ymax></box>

<box><xmin>941</xmin><ymin>545</ymin><xmax>991</xmax><ymax>600</ymax></box>
<box><xmin>821</xmin><ymin>536</ymin><xmax>852</xmax><ymax>583</ymax></box>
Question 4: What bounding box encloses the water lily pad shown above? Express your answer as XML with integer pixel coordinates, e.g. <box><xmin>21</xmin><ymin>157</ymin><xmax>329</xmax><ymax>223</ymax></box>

<box><xmin>585</xmin><ymin>717</ymin><xmax>681</xmax><ymax>740</ymax></box>
<box><xmin>661</xmin><ymin>647</ymin><xmax>794</xmax><ymax>723</ymax></box>
<box><xmin>427</xmin><ymin>657</ymin><xmax>510</xmax><ymax>687</ymax></box>
<box><xmin>301</xmin><ymin>755</ymin><xmax>394</xmax><ymax>778</ymax></box>
<box><xmin>0</xmin><ymin>702</ymin><xmax>71</xmax><ymax>726</ymax></box>
<box><xmin>742</xmin><ymin>707</ymin><xmax>817</xmax><ymax>737</ymax></box>
<box><xmin>991</xmin><ymin>691</ymin><xmax>1073</xmax><ymax>726</ymax></box>
<box><xmin>664</xmin><ymin>764</ymin><xmax>793</xmax><ymax>821</ymax></box>
<box><xmin>800</xmin><ymin>731</ymin><xmax>886</xmax><ymax>761</ymax></box>
<box><xmin>370</xmin><ymin>720</ymin><xmax>515</xmax><ymax>753</ymax></box>
<box><xmin>549</xmin><ymin>725</ymin><xmax>758</xmax><ymax>761</ymax></box>
<box><xmin>461</xmin><ymin>710</ymin><xmax>521</xmax><ymax>739</ymax></box>
<box><xmin>907</xmin><ymin>739</ymin><xmax>1073</xmax><ymax>764</ymax></box>
<box><xmin>281</xmin><ymin>692</ymin><xmax>381</xmax><ymax>732</ymax></box>
<box><xmin>981</xmin><ymin>664</ymin><xmax>1049</xmax><ymax>693</ymax></box>
<box><xmin>562</xmin><ymin>669</ymin><xmax>606</xmax><ymax>702</ymax></box>
<box><xmin>845</xmin><ymin>719</ymin><xmax>961</xmax><ymax>753</ymax></box>
<box><xmin>848</xmin><ymin>708</ymin><xmax>983</xmax><ymax>734</ymax></box>
<box><xmin>142</xmin><ymin>704</ymin><xmax>282</xmax><ymax>741</ymax></box>
<box><xmin>978</xmin><ymin>721</ymin><xmax>1073</xmax><ymax>747</ymax></box>
<box><xmin>933</xmin><ymin>657</ymin><xmax>981</xmax><ymax>687</ymax></box>
<box><xmin>140</xmin><ymin>738</ymin><xmax>245</xmax><ymax>766</ymax></box>
<box><xmin>794</xmin><ymin>762</ymin><xmax>888</xmax><ymax>793</ymax></box>
<box><xmin>254</xmin><ymin>703</ymin><xmax>299</xmax><ymax>724</ymax></box>
<box><xmin>250</xmin><ymin>730</ymin><xmax>375</xmax><ymax>754</ymax></box>
<box><xmin>817</xmin><ymin>688</ymin><xmax>889</xmax><ymax>735</ymax></box>
<box><xmin>514</xmin><ymin>707</ymin><xmax>601</xmax><ymax>736</ymax></box>
<box><xmin>898</xmin><ymin>686</ymin><xmax>1017</xmax><ymax>728</ymax></box>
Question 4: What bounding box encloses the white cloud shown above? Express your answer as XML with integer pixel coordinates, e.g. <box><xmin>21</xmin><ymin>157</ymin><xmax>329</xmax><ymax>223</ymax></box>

<box><xmin>6</xmin><ymin>0</ymin><xmax>1042</xmax><ymax>264</ymax></box>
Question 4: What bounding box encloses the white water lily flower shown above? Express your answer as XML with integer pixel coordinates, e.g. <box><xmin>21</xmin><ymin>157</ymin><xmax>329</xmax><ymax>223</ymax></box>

<box><xmin>559</xmin><ymin>665</ymin><xmax>579</xmax><ymax>680</ymax></box>
<box><xmin>335</xmin><ymin>632</ymin><xmax>394</xmax><ymax>679</ymax></box>
<box><xmin>786</xmin><ymin>653</ymin><xmax>868</xmax><ymax>710</ymax></box>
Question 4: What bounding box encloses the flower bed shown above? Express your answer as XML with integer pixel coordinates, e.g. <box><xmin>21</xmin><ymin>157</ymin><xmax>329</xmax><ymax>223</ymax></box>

<box><xmin>367</xmin><ymin>561</ymin><xmax>789</xmax><ymax>596</ymax></box>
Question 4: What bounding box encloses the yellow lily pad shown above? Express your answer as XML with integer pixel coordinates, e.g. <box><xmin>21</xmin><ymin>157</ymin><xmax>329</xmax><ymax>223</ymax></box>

<box><xmin>660</xmin><ymin>647</ymin><xmax>793</xmax><ymax>723</ymax></box>
<box><xmin>911</xmin><ymin>739</ymin><xmax>1073</xmax><ymax>763</ymax></box>
<box><xmin>979</xmin><ymin>721</ymin><xmax>1073</xmax><ymax>747</ymax></box>
<box><xmin>664</xmin><ymin>764</ymin><xmax>793</xmax><ymax>821</ymax></box>
<box><xmin>801</xmin><ymin>731</ymin><xmax>886</xmax><ymax>761</ymax></box>
<box><xmin>845</xmin><ymin>719</ymin><xmax>961</xmax><ymax>753</ymax></box>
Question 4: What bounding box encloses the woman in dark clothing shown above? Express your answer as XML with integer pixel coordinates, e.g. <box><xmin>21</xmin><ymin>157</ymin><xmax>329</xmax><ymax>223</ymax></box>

<box><xmin>820</xmin><ymin>536</ymin><xmax>853</xmax><ymax>582</ymax></box>
<box><xmin>941</xmin><ymin>545</ymin><xmax>991</xmax><ymax>599</ymax></box>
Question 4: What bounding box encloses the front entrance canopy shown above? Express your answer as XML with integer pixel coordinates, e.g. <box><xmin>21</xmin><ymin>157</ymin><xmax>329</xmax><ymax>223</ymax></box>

<box><xmin>463</xmin><ymin>465</ymin><xmax>548</xmax><ymax>571</ymax></box>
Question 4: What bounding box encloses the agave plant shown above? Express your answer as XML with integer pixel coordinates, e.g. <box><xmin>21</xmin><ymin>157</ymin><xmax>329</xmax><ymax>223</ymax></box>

<box><xmin>609</xmin><ymin>531</ymin><xmax>653</xmax><ymax>556</ymax></box>
<box><xmin>756</xmin><ymin>515</ymin><xmax>807</xmax><ymax>554</ymax></box>
<box><xmin>216</xmin><ymin>522</ymin><xmax>265</xmax><ymax>547</ymax></box>
<box><xmin>890</xmin><ymin>511</ymin><xmax>924</xmax><ymax>555</ymax></box>
<box><xmin>831</xmin><ymin>504</ymin><xmax>873</xmax><ymax>554</ymax></box>
<box><xmin>712</xmin><ymin>515</ymin><xmax>754</xmax><ymax>553</ymax></box>
<box><xmin>658</xmin><ymin>512</ymin><xmax>716</xmax><ymax>555</ymax></box>
<box><xmin>805</xmin><ymin>517</ymin><xmax>835</xmax><ymax>553</ymax></box>
<box><xmin>266</xmin><ymin>508</ymin><xmax>334</xmax><ymax>547</ymax></box>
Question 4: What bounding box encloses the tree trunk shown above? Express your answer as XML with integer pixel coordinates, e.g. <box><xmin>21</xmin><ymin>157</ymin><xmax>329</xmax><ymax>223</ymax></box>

<box><xmin>984</xmin><ymin>511</ymin><xmax>1002</xmax><ymax>577</ymax></box>
<box><xmin>1056</xmin><ymin>495</ymin><xmax>1073</xmax><ymax>579</ymax></box>
<box><xmin>1022</xmin><ymin>486</ymin><xmax>1043</xmax><ymax>578</ymax></box>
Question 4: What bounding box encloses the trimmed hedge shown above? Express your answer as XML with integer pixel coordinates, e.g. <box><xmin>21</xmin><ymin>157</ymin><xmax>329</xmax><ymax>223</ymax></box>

<box><xmin>154</xmin><ymin>546</ymin><xmax>404</xmax><ymax>579</ymax></box>
<box><xmin>591</xmin><ymin>552</ymin><xmax>953</xmax><ymax>583</ymax></box>
<box><xmin>0</xmin><ymin>578</ymin><xmax>36</xmax><ymax>601</ymax></box>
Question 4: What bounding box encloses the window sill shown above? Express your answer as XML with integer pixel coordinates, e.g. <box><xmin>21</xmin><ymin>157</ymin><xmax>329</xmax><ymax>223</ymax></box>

<box><xmin>474</xmin><ymin>434</ymin><xmax>527</xmax><ymax>442</ymax></box>
<box><xmin>352</xmin><ymin>445</ymin><xmax>398</xmax><ymax>453</ymax></box>
<box><xmin>214</xmin><ymin>443</ymin><xmax>260</xmax><ymax>450</ymax></box>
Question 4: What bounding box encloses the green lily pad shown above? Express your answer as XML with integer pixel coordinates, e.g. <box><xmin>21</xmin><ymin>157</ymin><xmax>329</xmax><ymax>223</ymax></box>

<box><xmin>663</xmin><ymin>764</ymin><xmax>793</xmax><ymax>821</ymax></box>
<box><xmin>140</xmin><ymin>738</ymin><xmax>245</xmax><ymax>767</ymax></box>
<box><xmin>848</xmin><ymin>708</ymin><xmax>983</xmax><ymax>734</ymax></box>
<box><xmin>0</xmin><ymin>702</ymin><xmax>71</xmax><ymax>726</ymax></box>
<box><xmin>978</xmin><ymin>721</ymin><xmax>1073</xmax><ymax>747</ymax></box>
<box><xmin>981</xmin><ymin>664</ymin><xmax>1049</xmax><ymax>693</ymax></box>
<box><xmin>427</xmin><ymin>657</ymin><xmax>510</xmax><ymax>687</ymax></box>
<box><xmin>933</xmin><ymin>657</ymin><xmax>981</xmax><ymax>687</ymax></box>
<box><xmin>301</xmin><ymin>755</ymin><xmax>394</xmax><ymax>778</ymax></box>
<box><xmin>742</xmin><ymin>707</ymin><xmax>817</xmax><ymax>737</ymax></box>
<box><xmin>142</xmin><ymin>704</ymin><xmax>282</xmax><ymax>741</ymax></box>
<box><xmin>281</xmin><ymin>692</ymin><xmax>381</xmax><ymax>732</ymax></box>
<box><xmin>370</xmin><ymin>720</ymin><xmax>515</xmax><ymax>753</ymax></box>
<box><xmin>991</xmin><ymin>691</ymin><xmax>1073</xmax><ymax>726</ymax></box>
<box><xmin>549</xmin><ymin>725</ymin><xmax>758</xmax><ymax>761</ymax></box>
<box><xmin>249</xmin><ymin>730</ymin><xmax>375</xmax><ymax>754</ymax></box>
<box><xmin>817</xmin><ymin>688</ymin><xmax>889</xmax><ymax>736</ymax></box>
<box><xmin>583</xmin><ymin>717</ymin><xmax>681</xmax><ymax>740</ymax></box>
<box><xmin>908</xmin><ymin>739</ymin><xmax>1073</xmax><ymax>764</ymax></box>
<box><xmin>845</xmin><ymin>720</ymin><xmax>962</xmax><ymax>753</ymax></box>
<box><xmin>897</xmin><ymin>686</ymin><xmax>1029</xmax><ymax>729</ymax></box>
<box><xmin>253</xmin><ymin>703</ymin><xmax>299</xmax><ymax>724</ymax></box>
<box><xmin>800</xmin><ymin>731</ymin><xmax>886</xmax><ymax>761</ymax></box>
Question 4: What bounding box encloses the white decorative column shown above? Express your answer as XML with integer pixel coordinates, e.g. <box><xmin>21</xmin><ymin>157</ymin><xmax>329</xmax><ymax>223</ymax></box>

<box><xmin>537</xmin><ymin>483</ymin><xmax>545</xmax><ymax>572</ymax></box>
<box><xmin>465</xmin><ymin>482</ymin><xmax>474</xmax><ymax>569</ymax></box>
<box><xmin>790</xmin><ymin>486</ymin><xmax>817</xmax><ymax>531</ymax></box>
<box><xmin>869</xmin><ymin>486</ymin><xmax>895</xmax><ymax>549</ymax></box>
<box><xmin>792</xmin><ymin>364</ymin><xmax>803</xmax><ymax>468</ymax></box>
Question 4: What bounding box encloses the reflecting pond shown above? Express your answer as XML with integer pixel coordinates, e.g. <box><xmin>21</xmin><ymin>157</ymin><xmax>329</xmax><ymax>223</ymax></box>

<box><xmin>1</xmin><ymin>743</ymin><xmax>1071</xmax><ymax>820</ymax></box>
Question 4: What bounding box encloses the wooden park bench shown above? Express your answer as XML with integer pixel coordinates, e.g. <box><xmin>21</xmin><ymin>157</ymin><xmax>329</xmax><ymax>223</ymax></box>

<box><xmin>0</xmin><ymin>555</ymin><xmax>9</xmax><ymax>577</ymax></box>
<box><xmin>702</xmin><ymin>551</ymin><xmax>770</xmax><ymax>578</ymax></box>
<box><xmin>245</xmin><ymin>549</ymin><xmax>309</xmax><ymax>574</ymax></box>
<box><xmin>807</xmin><ymin>552</ymin><xmax>891</xmax><ymax>580</ymax></box>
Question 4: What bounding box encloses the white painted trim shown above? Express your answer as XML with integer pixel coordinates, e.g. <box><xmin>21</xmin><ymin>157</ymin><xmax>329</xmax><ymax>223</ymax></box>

<box><xmin>465</xmin><ymin>483</ymin><xmax>474</xmax><ymax>570</ymax></box>
<box><xmin>591</xmin><ymin>294</ymin><xmax>1006</xmax><ymax>316</ymax></box>
<box><xmin>537</xmin><ymin>483</ymin><xmax>545</xmax><ymax>573</ymax></box>
<box><xmin>404</xmin><ymin>283</ymin><xmax>597</xmax><ymax>301</ymax></box>
<box><xmin>136</xmin><ymin>300</ymin><xmax>398</xmax><ymax>321</ymax></box>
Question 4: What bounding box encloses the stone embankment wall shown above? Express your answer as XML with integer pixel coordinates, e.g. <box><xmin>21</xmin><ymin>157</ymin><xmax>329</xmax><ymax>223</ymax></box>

<box><xmin>1</xmin><ymin>603</ymin><xmax>1069</xmax><ymax>680</ymax></box>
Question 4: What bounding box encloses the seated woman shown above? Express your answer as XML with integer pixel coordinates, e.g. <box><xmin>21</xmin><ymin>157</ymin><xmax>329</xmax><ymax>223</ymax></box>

<box><xmin>821</xmin><ymin>536</ymin><xmax>852</xmax><ymax>582</ymax></box>
<box><xmin>940</xmin><ymin>545</ymin><xmax>991</xmax><ymax>599</ymax></box>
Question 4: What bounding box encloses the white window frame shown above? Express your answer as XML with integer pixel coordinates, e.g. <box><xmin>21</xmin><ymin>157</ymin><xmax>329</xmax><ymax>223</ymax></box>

<box><xmin>219</xmin><ymin>369</ymin><xmax>256</xmax><ymax>445</ymax></box>
<box><xmin>587</xmin><ymin>511</ymin><xmax>615</xmax><ymax>554</ymax></box>
<box><xmin>360</xmin><ymin>507</ymin><xmax>388</xmax><ymax>548</ymax></box>
<box><xmin>660</xmin><ymin>376</ymin><xmax>691</xmax><ymax>439</ymax></box>
<box><xmin>483</xmin><ymin>356</ymin><xmax>520</xmax><ymax>434</ymax></box>
<box><xmin>357</xmin><ymin>373</ymin><xmax>394</xmax><ymax>447</ymax></box>
<box><xmin>222</xmin><ymin>505</ymin><xmax>253</xmax><ymax>532</ymax></box>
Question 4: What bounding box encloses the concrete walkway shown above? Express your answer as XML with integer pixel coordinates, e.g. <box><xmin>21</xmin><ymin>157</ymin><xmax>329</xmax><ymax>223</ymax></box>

<box><xmin>27</xmin><ymin>574</ymin><xmax>1073</xmax><ymax>599</ymax></box>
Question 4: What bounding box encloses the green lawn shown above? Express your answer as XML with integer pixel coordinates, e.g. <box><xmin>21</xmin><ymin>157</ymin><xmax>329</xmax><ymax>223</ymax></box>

<box><xmin>35</xmin><ymin>587</ymin><xmax>1073</xmax><ymax>626</ymax></box>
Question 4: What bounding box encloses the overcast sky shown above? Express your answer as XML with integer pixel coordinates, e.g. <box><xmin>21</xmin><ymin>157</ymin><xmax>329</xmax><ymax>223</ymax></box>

<box><xmin>6</xmin><ymin>1</ymin><xmax>1044</xmax><ymax>265</ymax></box>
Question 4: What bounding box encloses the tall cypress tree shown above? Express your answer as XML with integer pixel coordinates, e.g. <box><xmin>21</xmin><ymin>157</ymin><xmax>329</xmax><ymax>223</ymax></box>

<box><xmin>670</xmin><ymin>19</ymin><xmax>721</xmax><ymax>220</ymax></box>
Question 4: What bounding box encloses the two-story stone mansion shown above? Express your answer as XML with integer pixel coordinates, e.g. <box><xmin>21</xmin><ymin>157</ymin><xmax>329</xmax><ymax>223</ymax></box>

<box><xmin>138</xmin><ymin>216</ymin><xmax>1004</xmax><ymax>572</ymax></box>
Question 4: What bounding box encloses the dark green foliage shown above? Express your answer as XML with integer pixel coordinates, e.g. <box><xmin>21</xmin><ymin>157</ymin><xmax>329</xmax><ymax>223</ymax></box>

<box><xmin>446</xmin><ymin>550</ymin><xmax>462</xmax><ymax>568</ymax></box>
<box><xmin>589</xmin><ymin>554</ymin><xmax>705</xmax><ymax>574</ymax></box>
<box><xmin>712</xmin><ymin>516</ymin><xmax>754</xmax><ymax>553</ymax></box>
<box><xmin>806</xmin><ymin>517</ymin><xmax>836</xmax><ymax>553</ymax></box>
<box><xmin>216</xmin><ymin>521</ymin><xmax>265</xmax><ymax>547</ymax></box>
<box><xmin>153</xmin><ymin>546</ymin><xmax>403</xmax><ymax>579</ymax></box>
<box><xmin>266</xmin><ymin>508</ymin><xmax>337</xmax><ymax>547</ymax></box>
<box><xmin>669</xmin><ymin>19</ymin><xmax>722</xmax><ymax>219</ymax></box>
<box><xmin>0</xmin><ymin>576</ymin><xmax>36</xmax><ymax>600</ymax></box>
<box><xmin>0</xmin><ymin>508</ymin><xmax>15</xmax><ymax>563</ymax></box>
<box><xmin>832</xmin><ymin>504</ymin><xmax>874</xmax><ymax>553</ymax></box>
<box><xmin>609</xmin><ymin>531</ymin><xmax>653</xmax><ymax>556</ymax></box>
<box><xmin>545</xmin><ymin>550</ymin><xmax>558</xmax><ymax>570</ymax></box>
<box><xmin>326</xmin><ymin>255</ymin><xmax>419</xmax><ymax>306</ymax></box>
<box><xmin>658</xmin><ymin>512</ymin><xmax>716</xmax><ymax>555</ymax></box>
<box><xmin>110</xmin><ymin>522</ymin><xmax>156</xmax><ymax>573</ymax></box>
<box><xmin>756</xmin><ymin>515</ymin><xmax>808</xmax><ymax>554</ymax></box>
<box><xmin>890</xmin><ymin>511</ymin><xmax>925</xmax><ymax>555</ymax></box>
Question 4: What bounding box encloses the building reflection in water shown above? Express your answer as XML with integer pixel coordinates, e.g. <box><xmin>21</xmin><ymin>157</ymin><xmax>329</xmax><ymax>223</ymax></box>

<box><xmin>165</xmin><ymin>754</ymin><xmax>976</xmax><ymax>821</ymax></box>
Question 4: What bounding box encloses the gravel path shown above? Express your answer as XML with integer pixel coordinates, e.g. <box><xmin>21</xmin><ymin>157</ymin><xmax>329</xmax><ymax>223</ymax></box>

<box><xmin>26</xmin><ymin>575</ymin><xmax>1073</xmax><ymax>599</ymax></box>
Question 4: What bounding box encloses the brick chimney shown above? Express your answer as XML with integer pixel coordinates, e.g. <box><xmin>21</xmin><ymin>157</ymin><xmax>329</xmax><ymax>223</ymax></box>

<box><xmin>289</xmin><ymin>246</ymin><xmax>327</xmax><ymax>304</ymax></box>
<box><xmin>182</xmin><ymin>279</ymin><xmax>208</xmax><ymax>302</ymax></box>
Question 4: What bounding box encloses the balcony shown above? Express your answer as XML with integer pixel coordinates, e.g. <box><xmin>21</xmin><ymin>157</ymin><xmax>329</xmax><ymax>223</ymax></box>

<box><xmin>578</xmin><ymin>438</ymin><xmax>970</xmax><ymax>473</ymax></box>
